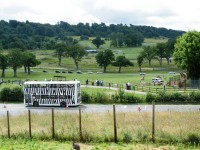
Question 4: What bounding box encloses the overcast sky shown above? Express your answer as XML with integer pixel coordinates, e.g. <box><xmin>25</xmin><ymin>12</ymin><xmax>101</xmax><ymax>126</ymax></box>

<box><xmin>0</xmin><ymin>0</ymin><xmax>200</xmax><ymax>31</ymax></box>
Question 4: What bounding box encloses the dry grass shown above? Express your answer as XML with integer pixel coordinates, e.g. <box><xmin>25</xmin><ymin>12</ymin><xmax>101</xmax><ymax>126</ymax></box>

<box><xmin>0</xmin><ymin>110</ymin><xmax>200</xmax><ymax>143</ymax></box>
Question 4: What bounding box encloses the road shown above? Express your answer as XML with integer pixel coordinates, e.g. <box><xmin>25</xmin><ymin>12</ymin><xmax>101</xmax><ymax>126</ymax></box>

<box><xmin>0</xmin><ymin>104</ymin><xmax>200</xmax><ymax>116</ymax></box>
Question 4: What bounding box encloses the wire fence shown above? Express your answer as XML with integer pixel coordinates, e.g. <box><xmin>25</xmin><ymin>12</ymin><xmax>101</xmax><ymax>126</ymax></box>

<box><xmin>0</xmin><ymin>103</ymin><xmax>200</xmax><ymax>143</ymax></box>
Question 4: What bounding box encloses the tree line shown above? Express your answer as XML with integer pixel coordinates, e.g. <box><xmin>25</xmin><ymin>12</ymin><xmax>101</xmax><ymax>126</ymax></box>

<box><xmin>0</xmin><ymin>20</ymin><xmax>184</xmax><ymax>50</ymax></box>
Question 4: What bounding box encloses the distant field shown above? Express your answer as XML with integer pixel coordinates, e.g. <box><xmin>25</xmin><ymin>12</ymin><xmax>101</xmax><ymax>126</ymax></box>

<box><xmin>0</xmin><ymin>37</ymin><xmax>179</xmax><ymax>84</ymax></box>
<box><xmin>21</xmin><ymin>37</ymin><xmax>177</xmax><ymax>72</ymax></box>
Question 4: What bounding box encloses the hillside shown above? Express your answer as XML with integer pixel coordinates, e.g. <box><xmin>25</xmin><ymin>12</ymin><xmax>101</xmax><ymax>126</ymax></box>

<box><xmin>0</xmin><ymin>20</ymin><xmax>184</xmax><ymax>50</ymax></box>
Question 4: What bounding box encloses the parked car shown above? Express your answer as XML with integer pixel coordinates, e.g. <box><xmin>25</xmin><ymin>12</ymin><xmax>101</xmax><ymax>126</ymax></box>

<box><xmin>87</xmin><ymin>71</ymin><xmax>93</xmax><ymax>74</ymax></box>
<box><xmin>68</xmin><ymin>71</ymin><xmax>73</xmax><ymax>74</ymax></box>
<box><xmin>139</xmin><ymin>72</ymin><xmax>145</xmax><ymax>75</ymax></box>
<box><xmin>169</xmin><ymin>71</ymin><xmax>176</xmax><ymax>74</ymax></box>
<box><xmin>76</xmin><ymin>70</ymin><xmax>82</xmax><ymax>74</ymax></box>
<box><xmin>152</xmin><ymin>77</ymin><xmax>163</xmax><ymax>84</ymax></box>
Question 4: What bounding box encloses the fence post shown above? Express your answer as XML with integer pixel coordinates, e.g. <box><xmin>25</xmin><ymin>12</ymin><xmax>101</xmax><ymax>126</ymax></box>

<box><xmin>7</xmin><ymin>111</ymin><xmax>10</xmax><ymax>138</ymax></box>
<box><xmin>52</xmin><ymin>108</ymin><xmax>55</xmax><ymax>139</ymax></box>
<box><xmin>152</xmin><ymin>101</ymin><xmax>155</xmax><ymax>143</ymax></box>
<box><xmin>28</xmin><ymin>110</ymin><xmax>32</xmax><ymax>138</ymax></box>
<box><xmin>79</xmin><ymin>106</ymin><xmax>82</xmax><ymax>142</ymax></box>
<box><xmin>113</xmin><ymin>105</ymin><xmax>117</xmax><ymax>143</ymax></box>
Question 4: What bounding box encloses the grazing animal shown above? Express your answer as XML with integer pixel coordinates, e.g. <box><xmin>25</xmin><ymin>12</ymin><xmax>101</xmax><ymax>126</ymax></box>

<box><xmin>73</xmin><ymin>142</ymin><xmax>80</xmax><ymax>150</ymax></box>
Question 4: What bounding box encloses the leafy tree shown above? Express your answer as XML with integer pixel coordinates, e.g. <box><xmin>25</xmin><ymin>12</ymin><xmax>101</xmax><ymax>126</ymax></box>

<box><xmin>55</xmin><ymin>43</ymin><xmax>67</xmax><ymax>66</ymax></box>
<box><xmin>174</xmin><ymin>31</ymin><xmax>200</xmax><ymax>80</ymax></box>
<box><xmin>137</xmin><ymin>54</ymin><xmax>144</xmax><ymax>72</ymax></box>
<box><xmin>110</xmin><ymin>32</ymin><xmax>124</xmax><ymax>48</ymax></box>
<box><xmin>8</xmin><ymin>49</ymin><xmax>23</xmax><ymax>77</ymax></box>
<box><xmin>165</xmin><ymin>38</ymin><xmax>176</xmax><ymax>65</ymax></box>
<box><xmin>0</xmin><ymin>53</ymin><xmax>9</xmax><ymax>77</ymax></box>
<box><xmin>125</xmin><ymin>32</ymin><xmax>144</xmax><ymax>47</ymax></box>
<box><xmin>95</xmin><ymin>49</ymin><xmax>115</xmax><ymax>73</ymax></box>
<box><xmin>156</xmin><ymin>42</ymin><xmax>167</xmax><ymax>66</ymax></box>
<box><xmin>112</xmin><ymin>55</ymin><xmax>133</xmax><ymax>73</ymax></box>
<box><xmin>92</xmin><ymin>36</ymin><xmax>105</xmax><ymax>49</ymax></box>
<box><xmin>66</xmin><ymin>45</ymin><xmax>87</xmax><ymax>70</ymax></box>
<box><xmin>142</xmin><ymin>46</ymin><xmax>157</xmax><ymax>66</ymax></box>
<box><xmin>22</xmin><ymin>52</ymin><xmax>41</xmax><ymax>74</ymax></box>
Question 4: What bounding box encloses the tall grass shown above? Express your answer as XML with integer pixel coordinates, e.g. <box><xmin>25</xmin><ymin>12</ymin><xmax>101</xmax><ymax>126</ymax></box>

<box><xmin>0</xmin><ymin>109</ymin><xmax>200</xmax><ymax>145</ymax></box>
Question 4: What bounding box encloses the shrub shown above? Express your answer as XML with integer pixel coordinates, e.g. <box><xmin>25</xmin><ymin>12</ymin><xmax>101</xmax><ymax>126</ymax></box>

<box><xmin>0</xmin><ymin>85</ymin><xmax>23</xmax><ymax>102</ymax></box>
<box><xmin>122</xmin><ymin>131</ymin><xmax>132</xmax><ymax>143</ymax></box>
<box><xmin>0</xmin><ymin>86</ymin><xmax>11</xmax><ymax>102</ymax></box>
<box><xmin>189</xmin><ymin>91</ymin><xmax>200</xmax><ymax>102</ymax></box>
<box><xmin>170</xmin><ymin>92</ymin><xmax>188</xmax><ymax>102</ymax></box>
<box><xmin>94</xmin><ymin>92</ymin><xmax>108</xmax><ymax>103</ymax></box>
<box><xmin>81</xmin><ymin>91</ymin><xmax>91</xmax><ymax>103</ymax></box>
<box><xmin>146</xmin><ymin>93</ymin><xmax>157</xmax><ymax>103</ymax></box>
<box><xmin>185</xmin><ymin>134</ymin><xmax>200</xmax><ymax>145</ymax></box>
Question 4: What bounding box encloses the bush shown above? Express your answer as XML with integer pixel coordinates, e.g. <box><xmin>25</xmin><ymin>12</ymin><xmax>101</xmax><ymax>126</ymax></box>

<box><xmin>189</xmin><ymin>91</ymin><xmax>200</xmax><ymax>102</ymax></box>
<box><xmin>0</xmin><ymin>85</ymin><xmax>23</xmax><ymax>102</ymax></box>
<box><xmin>0</xmin><ymin>87</ymin><xmax>11</xmax><ymax>102</ymax></box>
<box><xmin>81</xmin><ymin>91</ymin><xmax>91</xmax><ymax>103</ymax></box>
<box><xmin>94</xmin><ymin>92</ymin><xmax>108</xmax><ymax>103</ymax></box>
<box><xmin>170</xmin><ymin>92</ymin><xmax>188</xmax><ymax>102</ymax></box>
<box><xmin>146</xmin><ymin>93</ymin><xmax>157</xmax><ymax>103</ymax></box>
<box><xmin>185</xmin><ymin>134</ymin><xmax>200</xmax><ymax>145</ymax></box>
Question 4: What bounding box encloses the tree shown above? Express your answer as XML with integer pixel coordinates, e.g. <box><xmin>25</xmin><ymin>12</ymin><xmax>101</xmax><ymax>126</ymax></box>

<box><xmin>137</xmin><ymin>54</ymin><xmax>144</xmax><ymax>72</ymax></box>
<box><xmin>173</xmin><ymin>31</ymin><xmax>200</xmax><ymax>80</ymax></box>
<box><xmin>112</xmin><ymin>55</ymin><xmax>133</xmax><ymax>73</ymax></box>
<box><xmin>142</xmin><ymin>46</ymin><xmax>157</xmax><ymax>66</ymax></box>
<box><xmin>125</xmin><ymin>32</ymin><xmax>144</xmax><ymax>47</ymax></box>
<box><xmin>92</xmin><ymin>36</ymin><xmax>105</xmax><ymax>49</ymax></box>
<box><xmin>8</xmin><ymin>49</ymin><xmax>23</xmax><ymax>77</ymax></box>
<box><xmin>55</xmin><ymin>43</ymin><xmax>67</xmax><ymax>66</ymax></box>
<box><xmin>165</xmin><ymin>38</ymin><xmax>176</xmax><ymax>65</ymax></box>
<box><xmin>95</xmin><ymin>49</ymin><xmax>115</xmax><ymax>73</ymax></box>
<box><xmin>110</xmin><ymin>32</ymin><xmax>124</xmax><ymax>48</ymax></box>
<box><xmin>0</xmin><ymin>53</ymin><xmax>9</xmax><ymax>77</ymax></box>
<box><xmin>156</xmin><ymin>42</ymin><xmax>167</xmax><ymax>66</ymax></box>
<box><xmin>22</xmin><ymin>52</ymin><xmax>41</xmax><ymax>74</ymax></box>
<box><xmin>66</xmin><ymin>45</ymin><xmax>87</xmax><ymax>70</ymax></box>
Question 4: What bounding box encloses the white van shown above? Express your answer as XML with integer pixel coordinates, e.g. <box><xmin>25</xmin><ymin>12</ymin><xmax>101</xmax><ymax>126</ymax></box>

<box><xmin>152</xmin><ymin>78</ymin><xmax>163</xmax><ymax>84</ymax></box>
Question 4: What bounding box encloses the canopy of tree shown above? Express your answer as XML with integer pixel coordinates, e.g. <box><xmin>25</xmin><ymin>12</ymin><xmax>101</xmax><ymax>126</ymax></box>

<box><xmin>174</xmin><ymin>30</ymin><xmax>200</xmax><ymax>80</ymax></box>
<box><xmin>0</xmin><ymin>20</ymin><xmax>184</xmax><ymax>50</ymax></box>
<box><xmin>95</xmin><ymin>49</ymin><xmax>115</xmax><ymax>73</ymax></box>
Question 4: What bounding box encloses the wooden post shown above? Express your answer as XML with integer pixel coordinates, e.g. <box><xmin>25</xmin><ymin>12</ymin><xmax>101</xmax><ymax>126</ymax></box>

<box><xmin>152</xmin><ymin>101</ymin><xmax>155</xmax><ymax>143</ymax></box>
<box><xmin>28</xmin><ymin>110</ymin><xmax>32</xmax><ymax>138</ymax></box>
<box><xmin>52</xmin><ymin>108</ymin><xmax>55</xmax><ymax>139</ymax></box>
<box><xmin>7</xmin><ymin>111</ymin><xmax>10</xmax><ymax>138</ymax></box>
<box><xmin>79</xmin><ymin>106</ymin><xmax>82</xmax><ymax>142</ymax></box>
<box><xmin>113</xmin><ymin>105</ymin><xmax>117</xmax><ymax>143</ymax></box>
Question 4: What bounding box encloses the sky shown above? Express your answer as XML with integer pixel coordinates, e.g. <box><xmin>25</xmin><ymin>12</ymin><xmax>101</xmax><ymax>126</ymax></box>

<box><xmin>0</xmin><ymin>0</ymin><xmax>200</xmax><ymax>31</ymax></box>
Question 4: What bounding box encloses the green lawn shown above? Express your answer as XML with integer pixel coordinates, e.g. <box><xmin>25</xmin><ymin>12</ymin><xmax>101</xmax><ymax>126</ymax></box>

<box><xmin>0</xmin><ymin>138</ymin><xmax>198</xmax><ymax>150</ymax></box>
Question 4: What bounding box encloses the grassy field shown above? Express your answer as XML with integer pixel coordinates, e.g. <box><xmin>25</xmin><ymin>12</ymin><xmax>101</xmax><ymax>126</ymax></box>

<box><xmin>1</xmin><ymin>68</ymin><xmax>176</xmax><ymax>86</ymax></box>
<box><xmin>0</xmin><ymin>138</ymin><xmax>199</xmax><ymax>150</ymax></box>
<box><xmin>1</xmin><ymin>138</ymin><xmax>199</xmax><ymax>150</ymax></box>
<box><xmin>14</xmin><ymin>37</ymin><xmax>176</xmax><ymax>72</ymax></box>
<box><xmin>0</xmin><ymin>110</ymin><xmax>200</xmax><ymax>149</ymax></box>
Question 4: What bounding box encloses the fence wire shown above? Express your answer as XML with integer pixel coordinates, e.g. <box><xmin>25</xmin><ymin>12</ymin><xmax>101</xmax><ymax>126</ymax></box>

<box><xmin>0</xmin><ymin>105</ymin><xmax>200</xmax><ymax>143</ymax></box>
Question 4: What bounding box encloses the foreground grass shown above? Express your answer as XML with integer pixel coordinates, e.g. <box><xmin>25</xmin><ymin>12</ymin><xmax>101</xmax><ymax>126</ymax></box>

<box><xmin>0</xmin><ymin>111</ymin><xmax>200</xmax><ymax>145</ymax></box>
<box><xmin>0</xmin><ymin>138</ymin><xmax>199</xmax><ymax>150</ymax></box>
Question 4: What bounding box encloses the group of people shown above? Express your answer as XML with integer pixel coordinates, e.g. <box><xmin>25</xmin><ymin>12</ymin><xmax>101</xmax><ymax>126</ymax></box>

<box><xmin>96</xmin><ymin>79</ymin><xmax>103</xmax><ymax>86</ymax></box>
<box><xmin>85</xmin><ymin>79</ymin><xmax>103</xmax><ymax>86</ymax></box>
